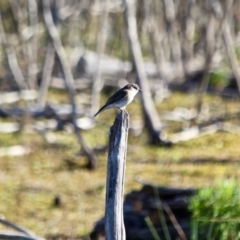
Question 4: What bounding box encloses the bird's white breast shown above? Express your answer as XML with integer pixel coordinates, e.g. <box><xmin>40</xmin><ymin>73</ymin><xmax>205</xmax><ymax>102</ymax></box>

<box><xmin>115</xmin><ymin>88</ymin><xmax>138</xmax><ymax>109</ymax></box>
<box><xmin>127</xmin><ymin>88</ymin><xmax>138</xmax><ymax>102</ymax></box>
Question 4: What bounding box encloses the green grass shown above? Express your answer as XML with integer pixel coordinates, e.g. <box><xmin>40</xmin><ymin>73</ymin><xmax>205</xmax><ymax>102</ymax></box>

<box><xmin>190</xmin><ymin>179</ymin><xmax>240</xmax><ymax>240</ymax></box>
<box><xmin>0</xmin><ymin>90</ymin><xmax>240</xmax><ymax>238</ymax></box>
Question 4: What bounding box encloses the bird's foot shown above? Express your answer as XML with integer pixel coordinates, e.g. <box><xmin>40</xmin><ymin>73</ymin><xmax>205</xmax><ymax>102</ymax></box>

<box><xmin>118</xmin><ymin>108</ymin><xmax>127</xmax><ymax>114</ymax></box>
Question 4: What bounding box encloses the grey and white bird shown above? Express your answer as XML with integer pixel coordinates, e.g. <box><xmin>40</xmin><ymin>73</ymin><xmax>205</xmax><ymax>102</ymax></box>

<box><xmin>94</xmin><ymin>83</ymin><xmax>140</xmax><ymax>117</ymax></box>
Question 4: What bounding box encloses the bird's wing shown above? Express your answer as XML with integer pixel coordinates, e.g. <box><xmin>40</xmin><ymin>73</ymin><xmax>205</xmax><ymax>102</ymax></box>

<box><xmin>105</xmin><ymin>89</ymin><xmax>128</xmax><ymax>105</ymax></box>
<box><xmin>94</xmin><ymin>89</ymin><xmax>128</xmax><ymax>117</ymax></box>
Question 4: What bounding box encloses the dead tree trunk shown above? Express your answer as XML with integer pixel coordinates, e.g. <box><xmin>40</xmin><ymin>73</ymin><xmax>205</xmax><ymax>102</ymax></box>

<box><xmin>8</xmin><ymin>0</ymin><xmax>29</xmax><ymax>78</ymax></box>
<box><xmin>0</xmin><ymin>12</ymin><xmax>26</xmax><ymax>90</ymax></box>
<box><xmin>43</xmin><ymin>0</ymin><xmax>98</xmax><ymax>169</ymax></box>
<box><xmin>27</xmin><ymin>0</ymin><xmax>38</xmax><ymax>89</ymax></box>
<box><xmin>37</xmin><ymin>41</ymin><xmax>55</xmax><ymax>109</ymax></box>
<box><xmin>196</xmin><ymin>0</ymin><xmax>236</xmax><ymax>116</ymax></box>
<box><xmin>122</xmin><ymin>0</ymin><xmax>171</xmax><ymax>145</ymax></box>
<box><xmin>105</xmin><ymin>111</ymin><xmax>129</xmax><ymax>240</ymax></box>
<box><xmin>144</xmin><ymin>0</ymin><xmax>167</xmax><ymax>90</ymax></box>
<box><xmin>180</xmin><ymin>0</ymin><xmax>195</xmax><ymax>66</ymax></box>
<box><xmin>211</xmin><ymin>0</ymin><xmax>240</xmax><ymax>91</ymax></box>
<box><xmin>162</xmin><ymin>0</ymin><xmax>184</xmax><ymax>79</ymax></box>
<box><xmin>196</xmin><ymin>5</ymin><xmax>216</xmax><ymax>115</ymax></box>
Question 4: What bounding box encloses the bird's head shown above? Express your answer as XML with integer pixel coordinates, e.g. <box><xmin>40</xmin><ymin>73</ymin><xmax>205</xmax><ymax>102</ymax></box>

<box><xmin>125</xmin><ymin>83</ymin><xmax>141</xmax><ymax>93</ymax></box>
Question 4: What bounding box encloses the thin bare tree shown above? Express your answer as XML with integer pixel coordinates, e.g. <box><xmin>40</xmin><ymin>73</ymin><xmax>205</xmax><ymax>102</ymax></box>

<box><xmin>0</xmin><ymin>11</ymin><xmax>26</xmax><ymax>90</ymax></box>
<box><xmin>162</xmin><ymin>0</ymin><xmax>184</xmax><ymax>79</ymax></box>
<box><xmin>144</xmin><ymin>0</ymin><xmax>167</xmax><ymax>89</ymax></box>
<box><xmin>211</xmin><ymin>0</ymin><xmax>240</xmax><ymax>91</ymax></box>
<box><xmin>196</xmin><ymin>0</ymin><xmax>238</xmax><ymax>116</ymax></box>
<box><xmin>37</xmin><ymin>41</ymin><xmax>55</xmax><ymax>109</ymax></box>
<box><xmin>8</xmin><ymin>0</ymin><xmax>29</xmax><ymax>72</ymax></box>
<box><xmin>43</xmin><ymin>0</ymin><xmax>98</xmax><ymax>169</ymax></box>
<box><xmin>123</xmin><ymin>0</ymin><xmax>170</xmax><ymax>145</ymax></box>
<box><xmin>196</xmin><ymin>3</ymin><xmax>217</xmax><ymax>114</ymax></box>
<box><xmin>27</xmin><ymin>0</ymin><xmax>38</xmax><ymax>89</ymax></box>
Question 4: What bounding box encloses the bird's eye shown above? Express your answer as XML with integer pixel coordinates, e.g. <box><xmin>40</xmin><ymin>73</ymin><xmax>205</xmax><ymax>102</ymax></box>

<box><xmin>132</xmin><ymin>85</ymin><xmax>138</xmax><ymax>90</ymax></box>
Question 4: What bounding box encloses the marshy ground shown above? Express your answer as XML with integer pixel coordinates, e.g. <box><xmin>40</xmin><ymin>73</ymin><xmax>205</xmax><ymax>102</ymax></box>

<box><xmin>0</xmin><ymin>90</ymin><xmax>240</xmax><ymax>239</ymax></box>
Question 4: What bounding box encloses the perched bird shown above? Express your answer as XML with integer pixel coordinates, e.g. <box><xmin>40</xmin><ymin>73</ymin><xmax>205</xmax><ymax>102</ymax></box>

<box><xmin>94</xmin><ymin>83</ymin><xmax>140</xmax><ymax>117</ymax></box>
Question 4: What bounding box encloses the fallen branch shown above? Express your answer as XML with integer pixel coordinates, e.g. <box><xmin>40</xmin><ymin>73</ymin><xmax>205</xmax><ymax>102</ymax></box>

<box><xmin>0</xmin><ymin>216</ymin><xmax>45</xmax><ymax>240</ymax></box>
<box><xmin>0</xmin><ymin>233</ymin><xmax>42</xmax><ymax>240</ymax></box>
<box><xmin>170</xmin><ymin>123</ymin><xmax>221</xmax><ymax>143</ymax></box>
<box><xmin>162</xmin><ymin>202</ymin><xmax>187</xmax><ymax>240</ymax></box>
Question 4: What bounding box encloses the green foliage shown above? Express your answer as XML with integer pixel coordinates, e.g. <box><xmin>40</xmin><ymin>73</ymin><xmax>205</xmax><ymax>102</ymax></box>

<box><xmin>209</xmin><ymin>71</ymin><xmax>230</xmax><ymax>89</ymax></box>
<box><xmin>190</xmin><ymin>179</ymin><xmax>240</xmax><ymax>240</ymax></box>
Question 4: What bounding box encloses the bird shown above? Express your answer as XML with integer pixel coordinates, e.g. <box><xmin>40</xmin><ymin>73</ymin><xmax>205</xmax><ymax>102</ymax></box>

<box><xmin>94</xmin><ymin>83</ymin><xmax>140</xmax><ymax>117</ymax></box>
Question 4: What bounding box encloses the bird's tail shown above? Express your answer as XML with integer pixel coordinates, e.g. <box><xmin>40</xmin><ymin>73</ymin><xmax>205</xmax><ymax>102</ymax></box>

<box><xmin>94</xmin><ymin>105</ymin><xmax>106</xmax><ymax>117</ymax></box>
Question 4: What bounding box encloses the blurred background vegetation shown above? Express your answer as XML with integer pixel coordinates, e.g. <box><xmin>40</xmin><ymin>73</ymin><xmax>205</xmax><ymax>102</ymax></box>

<box><xmin>0</xmin><ymin>0</ymin><xmax>240</xmax><ymax>239</ymax></box>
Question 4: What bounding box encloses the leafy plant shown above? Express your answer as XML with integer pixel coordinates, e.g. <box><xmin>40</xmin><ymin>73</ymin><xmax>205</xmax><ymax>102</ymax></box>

<box><xmin>190</xmin><ymin>179</ymin><xmax>240</xmax><ymax>240</ymax></box>
<box><xmin>209</xmin><ymin>71</ymin><xmax>230</xmax><ymax>90</ymax></box>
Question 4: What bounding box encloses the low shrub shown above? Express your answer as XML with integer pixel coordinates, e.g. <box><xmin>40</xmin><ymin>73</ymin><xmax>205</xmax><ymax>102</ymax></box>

<box><xmin>190</xmin><ymin>179</ymin><xmax>240</xmax><ymax>240</ymax></box>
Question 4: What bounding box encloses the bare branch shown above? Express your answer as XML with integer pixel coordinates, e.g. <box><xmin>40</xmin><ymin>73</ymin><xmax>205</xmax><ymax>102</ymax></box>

<box><xmin>162</xmin><ymin>202</ymin><xmax>187</xmax><ymax>240</ymax></box>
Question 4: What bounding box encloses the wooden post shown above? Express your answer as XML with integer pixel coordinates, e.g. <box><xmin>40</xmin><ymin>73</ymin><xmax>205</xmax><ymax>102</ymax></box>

<box><xmin>105</xmin><ymin>111</ymin><xmax>129</xmax><ymax>240</ymax></box>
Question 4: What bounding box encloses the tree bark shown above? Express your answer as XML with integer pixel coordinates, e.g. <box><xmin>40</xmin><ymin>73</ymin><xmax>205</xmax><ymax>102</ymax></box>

<box><xmin>105</xmin><ymin>111</ymin><xmax>128</xmax><ymax>240</ymax></box>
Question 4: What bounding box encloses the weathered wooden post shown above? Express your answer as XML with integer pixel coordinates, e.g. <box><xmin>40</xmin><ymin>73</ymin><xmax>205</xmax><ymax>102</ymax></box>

<box><xmin>105</xmin><ymin>111</ymin><xmax>129</xmax><ymax>240</ymax></box>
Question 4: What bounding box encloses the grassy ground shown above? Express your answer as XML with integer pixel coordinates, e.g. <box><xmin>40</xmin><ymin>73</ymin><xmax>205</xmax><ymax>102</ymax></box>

<box><xmin>0</xmin><ymin>90</ymin><xmax>240</xmax><ymax>239</ymax></box>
